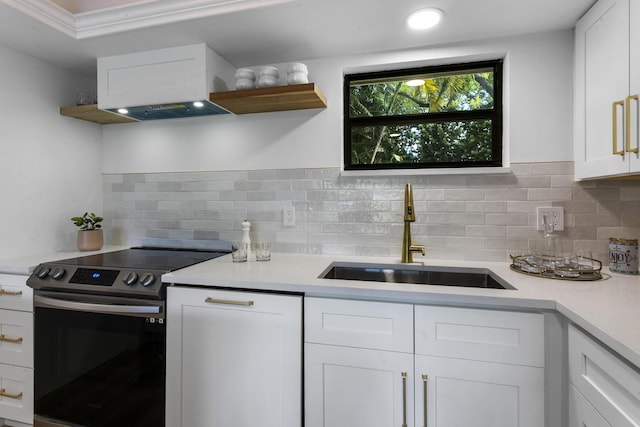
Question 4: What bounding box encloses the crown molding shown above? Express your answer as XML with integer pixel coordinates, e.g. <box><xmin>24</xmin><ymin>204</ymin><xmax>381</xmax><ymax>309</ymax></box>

<box><xmin>1</xmin><ymin>0</ymin><xmax>76</xmax><ymax>36</ymax></box>
<box><xmin>1</xmin><ymin>0</ymin><xmax>295</xmax><ymax>39</ymax></box>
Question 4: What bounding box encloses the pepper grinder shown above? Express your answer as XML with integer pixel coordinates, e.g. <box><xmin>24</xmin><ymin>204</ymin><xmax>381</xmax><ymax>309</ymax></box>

<box><xmin>241</xmin><ymin>219</ymin><xmax>251</xmax><ymax>257</ymax></box>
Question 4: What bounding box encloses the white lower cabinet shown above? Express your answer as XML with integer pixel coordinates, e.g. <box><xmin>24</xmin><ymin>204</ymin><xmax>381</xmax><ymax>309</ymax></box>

<box><xmin>166</xmin><ymin>286</ymin><xmax>302</xmax><ymax>427</ymax></box>
<box><xmin>305</xmin><ymin>298</ymin><xmax>545</xmax><ymax>427</ymax></box>
<box><xmin>414</xmin><ymin>305</ymin><xmax>545</xmax><ymax>427</ymax></box>
<box><xmin>305</xmin><ymin>344</ymin><xmax>414</xmax><ymax>427</ymax></box>
<box><xmin>304</xmin><ymin>297</ymin><xmax>414</xmax><ymax>427</ymax></box>
<box><xmin>568</xmin><ymin>324</ymin><xmax>640</xmax><ymax>427</ymax></box>
<box><xmin>0</xmin><ymin>274</ymin><xmax>33</xmax><ymax>427</ymax></box>
<box><xmin>414</xmin><ymin>355</ymin><xmax>544</xmax><ymax>427</ymax></box>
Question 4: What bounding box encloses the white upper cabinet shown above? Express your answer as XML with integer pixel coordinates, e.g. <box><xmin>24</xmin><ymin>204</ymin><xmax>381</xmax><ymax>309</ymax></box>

<box><xmin>574</xmin><ymin>0</ymin><xmax>640</xmax><ymax>179</ymax></box>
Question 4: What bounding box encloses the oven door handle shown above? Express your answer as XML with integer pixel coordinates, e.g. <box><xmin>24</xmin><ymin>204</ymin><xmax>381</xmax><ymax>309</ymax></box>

<box><xmin>34</xmin><ymin>294</ymin><xmax>162</xmax><ymax>315</ymax></box>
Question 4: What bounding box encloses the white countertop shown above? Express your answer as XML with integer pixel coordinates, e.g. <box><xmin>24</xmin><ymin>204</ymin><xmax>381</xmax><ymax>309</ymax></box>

<box><xmin>163</xmin><ymin>252</ymin><xmax>640</xmax><ymax>368</ymax></box>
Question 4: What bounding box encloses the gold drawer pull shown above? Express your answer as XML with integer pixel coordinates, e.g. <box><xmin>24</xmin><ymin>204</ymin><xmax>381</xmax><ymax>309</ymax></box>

<box><xmin>0</xmin><ymin>289</ymin><xmax>22</xmax><ymax>297</ymax></box>
<box><xmin>613</xmin><ymin>100</ymin><xmax>625</xmax><ymax>156</ymax></box>
<box><xmin>205</xmin><ymin>297</ymin><xmax>254</xmax><ymax>307</ymax></box>
<box><xmin>626</xmin><ymin>94</ymin><xmax>640</xmax><ymax>153</ymax></box>
<box><xmin>0</xmin><ymin>334</ymin><xmax>22</xmax><ymax>344</ymax></box>
<box><xmin>0</xmin><ymin>388</ymin><xmax>22</xmax><ymax>399</ymax></box>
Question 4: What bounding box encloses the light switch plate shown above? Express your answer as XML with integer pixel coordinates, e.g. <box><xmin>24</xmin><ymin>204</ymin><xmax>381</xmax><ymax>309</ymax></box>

<box><xmin>283</xmin><ymin>206</ymin><xmax>295</xmax><ymax>227</ymax></box>
<box><xmin>537</xmin><ymin>207</ymin><xmax>564</xmax><ymax>231</ymax></box>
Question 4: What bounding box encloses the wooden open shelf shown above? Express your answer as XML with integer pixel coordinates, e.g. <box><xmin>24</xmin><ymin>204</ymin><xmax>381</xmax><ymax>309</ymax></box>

<box><xmin>59</xmin><ymin>104</ymin><xmax>138</xmax><ymax>124</ymax></box>
<box><xmin>60</xmin><ymin>83</ymin><xmax>327</xmax><ymax>124</ymax></box>
<box><xmin>209</xmin><ymin>83</ymin><xmax>327</xmax><ymax>114</ymax></box>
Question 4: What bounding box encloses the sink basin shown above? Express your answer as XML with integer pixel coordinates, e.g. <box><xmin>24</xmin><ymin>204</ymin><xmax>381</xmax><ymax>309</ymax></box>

<box><xmin>319</xmin><ymin>262</ymin><xmax>514</xmax><ymax>290</ymax></box>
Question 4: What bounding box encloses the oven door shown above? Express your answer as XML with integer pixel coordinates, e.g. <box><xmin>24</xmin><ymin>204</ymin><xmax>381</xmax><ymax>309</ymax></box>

<box><xmin>33</xmin><ymin>291</ymin><xmax>165</xmax><ymax>427</ymax></box>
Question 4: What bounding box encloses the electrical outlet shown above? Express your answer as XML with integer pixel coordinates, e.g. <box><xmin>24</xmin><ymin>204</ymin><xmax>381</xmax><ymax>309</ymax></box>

<box><xmin>283</xmin><ymin>206</ymin><xmax>295</xmax><ymax>227</ymax></box>
<box><xmin>537</xmin><ymin>207</ymin><xmax>564</xmax><ymax>231</ymax></box>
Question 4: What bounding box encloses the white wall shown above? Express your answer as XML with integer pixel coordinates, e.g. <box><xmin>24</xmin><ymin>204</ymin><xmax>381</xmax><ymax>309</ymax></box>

<box><xmin>0</xmin><ymin>44</ymin><xmax>103</xmax><ymax>259</ymax></box>
<box><xmin>102</xmin><ymin>29</ymin><xmax>574</xmax><ymax>173</ymax></box>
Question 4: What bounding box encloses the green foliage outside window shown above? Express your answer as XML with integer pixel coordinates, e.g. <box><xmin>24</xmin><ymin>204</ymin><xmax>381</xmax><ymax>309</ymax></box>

<box><xmin>344</xmin><ymin>60</ymin><xmax>503</xmax><ymax>170</ymax></box>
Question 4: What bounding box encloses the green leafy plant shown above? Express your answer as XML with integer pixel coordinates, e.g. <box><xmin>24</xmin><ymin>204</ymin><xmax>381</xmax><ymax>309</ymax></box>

<box><xmin>70</xmin><ymin>212</ymin><xmax>103</xmax><ymax>231</ymax></box>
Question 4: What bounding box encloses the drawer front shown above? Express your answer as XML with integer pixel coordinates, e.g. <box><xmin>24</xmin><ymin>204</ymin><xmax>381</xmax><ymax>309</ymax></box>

<box><xmin>0</xmin><ymin>312</ymin><xmax>32</xmax><ymax>369</ymax></box>
<box><xmin>569</xmin><ymin>324</ymin><xmax>640</xmax><ymax>426</ymax></box>
<box><xmin>415</xmin><ymin>305</ymin><xmax>544</xmax><ymax>367</ymax></box>
<box><xmin>305</xmin><ymin>298</ymin><xmax>413</xmax><ymax>353</ymax></box>
<box><xmin>0</xmin><ymin>276</ymin><xmax>31</xmax><ymax>313</ymax></box>
<box><xmin>0</xmin><ymin>364</ymin><xmax>33</xmax><ymax>425</ymax></box>
<box><xmin>568</xmin><ymin>384</ymin><xmax>613</xmax><ymax>427</ymax></box>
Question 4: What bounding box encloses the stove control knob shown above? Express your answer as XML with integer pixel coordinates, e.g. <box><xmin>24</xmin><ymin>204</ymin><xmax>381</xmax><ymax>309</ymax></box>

<box><xmin>51</xmin><ymin>267</ymin><xmax>66</xmax><ymax>280</ymax></box>
<box><xmin>36</xmin><ymin>266</ymin><xmax>50</xmax><ymax>279</ymax></box>
<box><xmin>123</xmin><ymin>272</ymin><xmax>139</xmax><ymax>286</ymax></box>
<box><xmin>141</xmin><ymin>273</ymin><xmax>156</xmax><ymax>287</ymax></box>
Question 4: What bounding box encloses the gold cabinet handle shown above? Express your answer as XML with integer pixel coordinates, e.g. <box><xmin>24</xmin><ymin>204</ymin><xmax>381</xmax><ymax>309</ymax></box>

<box><xmin>613</xmin><ymin>100</ymin><xmax>625</xmax><ymax>156</ymax></box>
<box><xmin>422</xmin><ymin>374</ymin><xmax>428</xmax><ymax>427</ymax></box>
<box><xmin>0</xmin><ymin>289</ymin><xmax>22</xmax><ymax>296</ymax></box>
<box><xmin>0</xmin><ymin>388</ymin><xmax>22</xmax><ymax>399</ymax></box>
<box><xmin>0</xmin><ymin>334</ymin><xmax>22</xmax><ymax>344</ymax></box>
<box><xmin>401</xmin><ymin>371</ymin><xmax>407</xmax><ymax>427</ymax></box>
<box><xmin>204</xmin><ymin>297</ymin><xmax>254</xmax><ymax>307</ymax></box>
<box><xmin>626</xmin><ymin>95</ymin><xmax>639</xmax><ymax>153</ymax></box>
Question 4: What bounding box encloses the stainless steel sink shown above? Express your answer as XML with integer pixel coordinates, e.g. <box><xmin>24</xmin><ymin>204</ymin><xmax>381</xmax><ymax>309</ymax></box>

<box><xmin>319</xmin><ymin>262</ymin><xmax>514</xmax><ymax>290</ymax></box>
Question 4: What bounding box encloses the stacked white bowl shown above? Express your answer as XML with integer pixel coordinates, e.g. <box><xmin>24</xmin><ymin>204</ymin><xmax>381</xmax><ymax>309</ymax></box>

<box><xmin>235</xmin><ymin>68</ymin><xmax>256</xmax><ymax>90</ymax></box>
<box><xmin>287</xmin><ymin>62</ymin><xmax>309</xmax><ymax>85</ymax></box>
<box><xmin>257</xmin><ymin>66</ymin><xmax>280</xmax><ymax>87</ymax></box>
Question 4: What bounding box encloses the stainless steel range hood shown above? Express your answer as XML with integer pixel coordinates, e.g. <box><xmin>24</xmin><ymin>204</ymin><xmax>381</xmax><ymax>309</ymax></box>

<box><xmin>97</xmin><ymin>44</ymin><xmax>235</xmax><ymax>121</ymax></box>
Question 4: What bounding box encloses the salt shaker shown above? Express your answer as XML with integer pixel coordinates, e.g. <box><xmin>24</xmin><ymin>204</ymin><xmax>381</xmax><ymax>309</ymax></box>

<box><xmin>241</xmin><ymin>219</ymin><xmax>251</xmax><ymax>257</ymax></box>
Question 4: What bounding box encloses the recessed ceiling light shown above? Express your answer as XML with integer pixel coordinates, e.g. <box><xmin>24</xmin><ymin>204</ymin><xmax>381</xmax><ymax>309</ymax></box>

<box><xmin>117</xmin><ymin>108</ymin><xmax>129</xmax><ymax>114</ymax></box>
<box><xmin>406</xmin><ymin>8</ymin><xmax>444</xmax><ymax>30</ymax></box>
<box><xmin>193</xmin><ymin>101</ymin><xmax>204</xmax><ymax>108</ymax></box>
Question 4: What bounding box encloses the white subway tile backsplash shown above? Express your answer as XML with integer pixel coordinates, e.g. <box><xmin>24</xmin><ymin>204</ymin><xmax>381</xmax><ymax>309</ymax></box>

<box><xmin>465</xmin><ymin>225</ymin><xmax>507</xmax><ymax>238</ymax></box>
<box><xmin>103</xmin><ymin>162</ymin><xmax>640</xmax><ymax>264</ymax></box>
<box><xmin>445</xmin><ymin>189</ymin><xmax>486</xmax><ymax>201</ymax></box>
<box><xmin>528</xmin><ymin>188</ymin><xmax>573</xmax><ymax>201</ymax></box>
<box><xmin>516</xmin><ymin>176</ymin><xmax>551</xmax><ymax>188</ymax></box>
<box><xmin>486</xmin><ymin>213</ymin><xmax>528</xmax><ymax>226</ymax></box>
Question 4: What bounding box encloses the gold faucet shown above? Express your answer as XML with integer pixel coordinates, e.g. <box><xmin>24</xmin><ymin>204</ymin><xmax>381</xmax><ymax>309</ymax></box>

<box><xmin>401</xmin><ymin>183</ymin><xmax>426</xmax><ymax>263</ymax></box>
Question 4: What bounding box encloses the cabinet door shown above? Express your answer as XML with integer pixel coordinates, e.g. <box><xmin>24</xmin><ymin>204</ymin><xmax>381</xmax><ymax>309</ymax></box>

<box><xmin>166</xmin><ymin>287</ymin><xmax>302</xmax><ymax>427</ymax></box>
<box><xmin>575</xmin><ymin>0</ymin><xmax>630</xmax><ymax>179</ymax></box>
<box><xmin>305</xmin><ymin>343</ymin><xmax>414</xmax><ymax>427</ymax></box>
<box><xmin>569</xmin><ymin>385</ymin><xmax>612</xmax><ymax>427</ymax></box>
<box><xmin>414</xmin><ymin>354</ymin><xmax>544</xmax><ymax>427</ymax></box>
<box><xmin>629</xmin><ymin>0</ymin><xmax>640</xmax><ymax>173</ymax></box>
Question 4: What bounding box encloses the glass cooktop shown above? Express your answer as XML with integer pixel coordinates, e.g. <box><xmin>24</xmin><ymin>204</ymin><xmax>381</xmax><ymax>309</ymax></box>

<box><xmin>50</xmin><ymin>246</ymin><xmax>229</xmax><ymax>272</ymax></box>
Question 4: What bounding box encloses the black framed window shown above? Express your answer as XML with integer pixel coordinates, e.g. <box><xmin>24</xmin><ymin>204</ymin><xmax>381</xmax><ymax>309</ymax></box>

<box><xmin>344</xmin><ymin>59</ymin><xmax>503</xmax><ymax>171</ymax></box>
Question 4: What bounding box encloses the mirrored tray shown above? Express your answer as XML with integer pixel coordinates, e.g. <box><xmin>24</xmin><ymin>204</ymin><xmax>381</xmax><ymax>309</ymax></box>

<box><xmin>510</xmin><ymin>254</ymin><xmax>602</xmax><ymax>281</ymax></box>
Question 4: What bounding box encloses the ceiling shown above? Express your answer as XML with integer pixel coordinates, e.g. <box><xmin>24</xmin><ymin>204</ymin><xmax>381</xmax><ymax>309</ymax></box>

<box><xmin>0</xmin><ymin>0</ymin><xmax>597</xmax><ymax>79</ymax></box>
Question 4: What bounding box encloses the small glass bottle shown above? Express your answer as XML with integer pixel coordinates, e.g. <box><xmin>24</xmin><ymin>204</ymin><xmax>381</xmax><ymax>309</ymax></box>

<box><xmin>542</xmin><ymin>213</ymin><xmax>560</xmax><ymax>271</ymax></box>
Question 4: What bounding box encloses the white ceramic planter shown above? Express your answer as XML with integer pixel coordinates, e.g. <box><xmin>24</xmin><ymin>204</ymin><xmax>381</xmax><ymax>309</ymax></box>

<box><xmin>77</xmin><ymin>229</ymin><xmax>104</xmax><ymax>251</ymax></box>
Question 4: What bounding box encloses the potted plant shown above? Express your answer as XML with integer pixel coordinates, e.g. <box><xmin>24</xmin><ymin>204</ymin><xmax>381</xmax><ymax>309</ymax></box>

<box><xmin>71</xmin><ymin>212</ymin><xmax>104</xmax><ymax>251</ymax></box>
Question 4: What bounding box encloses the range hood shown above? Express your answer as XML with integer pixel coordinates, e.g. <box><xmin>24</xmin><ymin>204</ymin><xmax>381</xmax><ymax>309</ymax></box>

<box><xmin>97</xmin><ymin>44</ymin><xmax>235</xmax><ymax>121</ymax></box>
